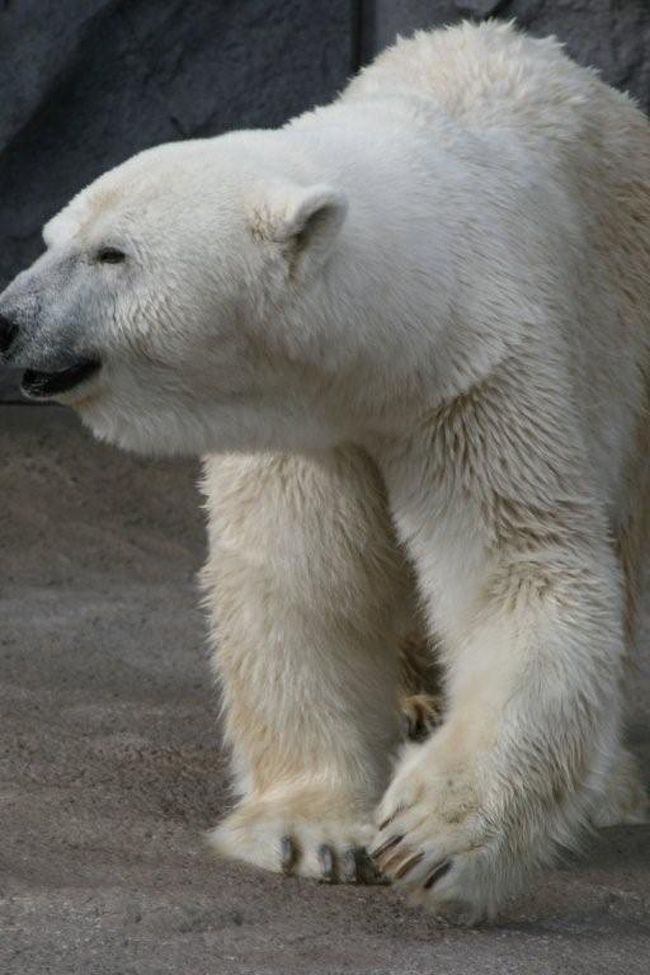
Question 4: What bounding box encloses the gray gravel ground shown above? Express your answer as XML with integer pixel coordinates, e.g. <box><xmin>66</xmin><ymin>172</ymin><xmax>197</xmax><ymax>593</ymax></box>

<box><xmin>1</xmin><ymin>405</ymin><xmax>649</xmax><ymax>975</ymax></box>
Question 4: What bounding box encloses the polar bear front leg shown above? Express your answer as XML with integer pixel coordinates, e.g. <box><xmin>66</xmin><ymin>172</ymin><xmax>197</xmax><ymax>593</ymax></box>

<box><xmin>372</xmin><ymin>431</ymin><xmax>626</xmax><ymax>919</ymax></box>
<box><xmin>201</xmin><ymin>447</ymin><xmax>410</xmax><ymax>882</ymax></box>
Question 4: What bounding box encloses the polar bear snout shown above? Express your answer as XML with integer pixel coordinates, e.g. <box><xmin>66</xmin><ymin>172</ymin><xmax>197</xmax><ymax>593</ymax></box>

<box><xmin>0</xmin><ymin>288</ymin><xmax>35</xmax><ymax>367</ymax></box>
<box><xmin>0</xmin><ymin>253</ymin><xmax>107</xmax><ymax>402</ymax></box>
<box><xmin>0</xmin><ymin>290</ymin><xmax>101</xmax><ymax>401</ymax></box>
<box><xmin>0</xmin><ymin>312</ymin><xmax>19</xmax><ymax>358</ymax></box>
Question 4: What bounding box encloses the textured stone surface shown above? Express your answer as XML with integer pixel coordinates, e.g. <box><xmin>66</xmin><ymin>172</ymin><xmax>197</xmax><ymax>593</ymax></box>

<box><xmin>1</xmin><ymin>406</ymin><xmax>649</xmax><ymax>974</ymax></box>
<box><xmin>0</xmin><ymin>0</ymin><xmax>354</xmax><ymax>398</ymax></box>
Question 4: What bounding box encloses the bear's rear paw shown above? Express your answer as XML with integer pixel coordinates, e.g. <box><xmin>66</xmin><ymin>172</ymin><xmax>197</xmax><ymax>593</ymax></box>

<box><xmin>399</xmin><ymin>691</ymin><xmax>444</xmax><ymax>742</ymax></box>
<box><xmin>209</xmin><ymin>786</ymin><xmax>383</xmax><ymax>884</ymax></box>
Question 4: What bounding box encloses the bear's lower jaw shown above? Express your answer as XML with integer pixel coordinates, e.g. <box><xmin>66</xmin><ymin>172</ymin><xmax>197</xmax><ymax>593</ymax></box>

<box><xmin>21</xmin><ymin>357</ymin><xmax>101</xmax><ymax>399</ymax></box>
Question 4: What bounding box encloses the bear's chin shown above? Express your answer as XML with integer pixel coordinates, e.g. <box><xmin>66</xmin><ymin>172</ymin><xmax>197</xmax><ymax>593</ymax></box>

<box><xmin>76</xmin><ymin>401</ymin><xmax>200</xmax><ymax>458</ymax></box>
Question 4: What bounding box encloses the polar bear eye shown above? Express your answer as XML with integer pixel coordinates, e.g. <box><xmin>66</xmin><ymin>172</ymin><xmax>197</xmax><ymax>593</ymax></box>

<box><xmin>96</xmin><ymin>247</ymin><xmax>126</xmax><ymax>264</ymax></box>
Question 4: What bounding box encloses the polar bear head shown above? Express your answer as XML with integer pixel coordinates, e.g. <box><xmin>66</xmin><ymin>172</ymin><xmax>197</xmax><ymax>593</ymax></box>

<box><xmin>0</xmin><ymin>134</ymin><xmax>363</xmax><ymax>455</ymax></box>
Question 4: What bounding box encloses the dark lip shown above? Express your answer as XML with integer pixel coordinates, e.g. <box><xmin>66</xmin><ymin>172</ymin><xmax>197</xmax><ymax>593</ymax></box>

<box><xmin>21</xmin><ymin>357</ymin><xmax>102</xmax><ymax>399</ymax></box>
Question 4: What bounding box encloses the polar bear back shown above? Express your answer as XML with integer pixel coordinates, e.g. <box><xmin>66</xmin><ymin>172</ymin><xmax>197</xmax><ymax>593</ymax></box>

<box><xmin>344</xmin><ymin>21</ymin><xmax>638</xmax><ymax>147</ymax></box>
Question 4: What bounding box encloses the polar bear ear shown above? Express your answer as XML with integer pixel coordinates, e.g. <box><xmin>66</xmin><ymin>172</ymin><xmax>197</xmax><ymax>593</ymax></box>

<box><xmin>43</xmin><ymin>205</ymin><xmax>84</xmax><ymax>248</ymax></box>
<box><xmin>251</xmin><ymin>182</ymin><xmax>347</xmax><ymax>277</ymax></box>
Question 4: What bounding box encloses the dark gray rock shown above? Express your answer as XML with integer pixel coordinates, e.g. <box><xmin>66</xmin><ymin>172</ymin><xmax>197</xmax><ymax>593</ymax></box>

<box><xmin>454</xmin><ymin>0</ymin><xmax>508</xmax><ymax>16</ymax></box>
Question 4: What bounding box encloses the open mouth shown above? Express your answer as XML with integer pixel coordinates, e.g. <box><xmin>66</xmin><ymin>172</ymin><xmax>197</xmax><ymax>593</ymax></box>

<box><xmin>21</xmin><ymin>357</ymin><xmax>101</xmax><ymax>399</ymax></box>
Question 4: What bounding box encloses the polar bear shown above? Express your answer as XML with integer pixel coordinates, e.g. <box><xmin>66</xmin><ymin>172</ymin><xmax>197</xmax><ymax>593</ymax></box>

<box><xmin>0</xmin><ymin>21</ymin><xmax>648</xmax><ymax>921</ymax></box>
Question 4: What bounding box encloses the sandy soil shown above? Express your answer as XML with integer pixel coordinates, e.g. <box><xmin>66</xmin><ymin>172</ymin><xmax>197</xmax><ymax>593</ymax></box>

<box><xmin>1</xmin><ymin>405</ymin><xmax>649</xmax><ymax>975</ymax></box>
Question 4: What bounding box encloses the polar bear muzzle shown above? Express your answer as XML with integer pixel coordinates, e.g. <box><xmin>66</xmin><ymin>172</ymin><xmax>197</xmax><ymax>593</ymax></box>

<box><xmin>21</xmin><ymin>356</ymin><xmax>102</xmax><ymax>399</ymax></box>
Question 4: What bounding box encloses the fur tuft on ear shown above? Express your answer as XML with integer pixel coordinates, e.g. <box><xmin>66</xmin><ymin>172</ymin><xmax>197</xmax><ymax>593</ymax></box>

<box><xmin>251</xmin><ymin>181</ymin><xmax>347</xmax><ymax>274</ymax></box>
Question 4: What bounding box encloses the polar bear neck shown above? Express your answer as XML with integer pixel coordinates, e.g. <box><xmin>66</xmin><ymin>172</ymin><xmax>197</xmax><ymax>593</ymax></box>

<box><xmin>254</xmin><ymin>99</ymin><xmax>550</xmax><ymax>429</ymax></box>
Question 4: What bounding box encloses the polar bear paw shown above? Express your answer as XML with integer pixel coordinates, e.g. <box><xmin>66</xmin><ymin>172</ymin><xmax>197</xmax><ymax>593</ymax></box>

<box><xmin>399</xmin><ymin>691</ymin><xmax>444</xmax><ymax>742</ymax></box>
<box><xmin>370</xmin><ymin>742</ymin><xmax>525</xmax><ymax>922</ymax></box>
<box><xmin>209</xmin><ymin>787</ymin><xmax>383</xmax><ymax>884</ymax></box>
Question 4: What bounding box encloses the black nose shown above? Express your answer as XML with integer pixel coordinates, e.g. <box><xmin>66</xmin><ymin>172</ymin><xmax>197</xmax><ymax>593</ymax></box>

<box><xmin>0</xmin><ymin>313</ymin><xmax>19</xmax><ymax>356</ymax></box>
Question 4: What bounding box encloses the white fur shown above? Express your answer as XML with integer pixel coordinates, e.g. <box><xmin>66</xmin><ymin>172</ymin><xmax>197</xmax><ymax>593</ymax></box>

<box><xmin>2</xmin><ymin>21</ymin><xmax>648</xmax><ymax>920</ymax></box>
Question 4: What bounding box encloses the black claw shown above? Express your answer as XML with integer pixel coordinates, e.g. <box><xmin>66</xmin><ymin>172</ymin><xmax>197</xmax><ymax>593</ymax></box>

<box><xmin>369</xmin><ymin>834</ymin><xmax>404</xmax><ymax>861</ymax></box>
<box><xmin>378</xmin><ymin>807</ymin><xmax>402</xmax><ymax>831</ymax></box>
<box><xmin>318</xmin><ymin>844</ymin><xmax>336</xmax><ymax>882</ymax></box>
<box><xmin>394</xmin><ymin>850</ymin><xmax>424</xmax><ymax>880</ymax></box>
<box><xmin>378</xmin><ymin>803</ymin><xmax>412</xmax><ymax>831</ymax></box>
<box><xmin>357</xmin><ymin>851</ymin><xmax>387</xmax><ymax>885</ymax></box>
<box><xmin>342</xmin><ymin>847</ymin><xmax>358</xmax><ymax>883</ymax></box>
<box><xmin>280</xmin><ymin>835</ymin><xmax>296</xmax><ymax>875</ymax></box>
<box><xmin>423</xmin><ymin>858</ymin><xmax>452</xmax><ymax>890</ymax></box>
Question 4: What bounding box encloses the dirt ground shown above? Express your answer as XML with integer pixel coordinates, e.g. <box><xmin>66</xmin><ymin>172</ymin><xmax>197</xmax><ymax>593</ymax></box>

<box><xmin>1</xmin><ymin>404</ymin><xmax>649</xmax><ymax>975</ymax></box>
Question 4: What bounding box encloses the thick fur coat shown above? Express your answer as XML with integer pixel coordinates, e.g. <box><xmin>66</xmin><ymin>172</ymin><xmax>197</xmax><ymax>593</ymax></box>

<box><xmin>1</xmin><ymin>22</ymin><xmax>648</xmax><ymax>920</ymax></box>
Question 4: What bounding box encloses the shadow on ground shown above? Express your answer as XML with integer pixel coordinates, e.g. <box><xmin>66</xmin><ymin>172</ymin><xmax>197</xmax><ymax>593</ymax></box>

<box><xmin>1</xmin><ymin>405</ymin><xmax>649</xmax><ymax>975</ymax></box>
